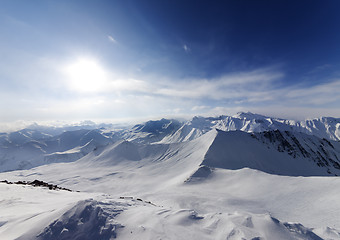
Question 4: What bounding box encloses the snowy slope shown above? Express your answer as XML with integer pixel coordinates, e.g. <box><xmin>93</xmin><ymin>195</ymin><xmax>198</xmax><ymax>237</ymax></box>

<box><xmin>0</xmin><ymin>129</ymin><xmax>113</xmax><ymax>172</ymax></box>
<box><xmin>0</xmin><ymin>180</ymin><xmax>332</xmax><ymax>240</ymax></box>
<box><xmin>120</xmin><ymin>118</ymin><xmax>182</xmax><ymax>143</ymax></box>
<box><xmin>200</xmin><ymin>129</ymin><xmax>340</xmax><ymax>176</ymax></box>
<box><xmin>2</xmin><ymin>132</ymin><xmax>340</xmax><ymax>239</ymax></box>
<box><xmin>0</xmin><ymin>182</ymin><xmax>129</xmax><ymax>240</ymax></box>
<box><xmin>159</xmin><ymin>112</ymin><xmax>340</xmax><ymax>143</ymax></box>
<box><xmin>1</xmin><ymin>124</ymin><xmax>340</xmax><ymax>177</ymax></box>
<box><xmin>1</xmin><ymin>113</ymin><xmax>340</xmax><ymax>239</ymax></box>
<box><xmin>1</xmin><ymin>112</ymin><xmax>340</xmax><ymax>173</ymax></box>
<box><xmin>253</xmin><ymin>130</ymin><xmax>340</xmax><ymax>174</ymax></box>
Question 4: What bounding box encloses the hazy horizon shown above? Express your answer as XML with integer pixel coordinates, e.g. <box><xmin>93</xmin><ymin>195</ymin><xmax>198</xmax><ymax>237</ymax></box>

<box><xmin>1</xmin><ymin>110</ymin><xmax>340</xmax><ymax>133</ymax></box>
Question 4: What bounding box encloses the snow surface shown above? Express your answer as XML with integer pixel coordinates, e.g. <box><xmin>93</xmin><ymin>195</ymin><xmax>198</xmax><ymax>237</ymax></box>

<box><xmin>1</xmin><ymin>113</ymin><xmax>340</xmax><ymax>239</ymax></box>
<box><xmin>1</xmin><ymin>112</ymin><xmax>340</xmax><ymax>173</ymax></box>
<box><xmin>202</xmin><ymin>130</ymin><xmax>340</xmax><ymax>176</ymax></box>
<box><xmin>158</xmin><ymin>112</ymin><xmax>340</xmax><ymax>143</ymax></box>
<box><xmin>1</xmin><ymin>181</ymin><xmax>331</xmax><ymax>240</ymax></box>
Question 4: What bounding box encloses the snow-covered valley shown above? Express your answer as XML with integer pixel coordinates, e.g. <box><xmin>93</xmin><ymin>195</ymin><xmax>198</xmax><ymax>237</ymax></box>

<box><xmin>1</xmin><ymin>112</ymin><xmax>340</xmax><ymax>239</ymax></box>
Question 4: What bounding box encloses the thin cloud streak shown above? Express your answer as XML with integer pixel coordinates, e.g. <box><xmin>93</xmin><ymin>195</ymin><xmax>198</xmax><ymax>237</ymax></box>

<box><xmin>2</xmin><ymin>55</ymin><xmax>339</xmax><ymax>126</ymax></box>
<box><xmin>154</xmin><ymin>69</ymin><xmax>283</xmax><ymax>100</ymax></box>
<box><xmin>60</xmin><ymin>65</ymin><xmax>340</xmax><ymax>111</ymax></box>
<box><xmin>108</xmin><ymin>35</ymin><xmax>117</xmax><ymax>43</ymax></box>
<box><xmin>284</xmin><ymin>80</ymin><xmax>340</xmax><ymax>105</ymax></box>
<box><xmin>183</xmin><ymin>44</ymin><xmax>190</xmax><ymax>53</ymax></box>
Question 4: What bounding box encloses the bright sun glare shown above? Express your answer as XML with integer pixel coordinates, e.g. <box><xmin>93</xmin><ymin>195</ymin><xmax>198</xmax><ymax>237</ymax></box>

<box><xmin>64</xmin><ymin>58</ymin><xmax>108</xmax><ymax>93</ymax></box>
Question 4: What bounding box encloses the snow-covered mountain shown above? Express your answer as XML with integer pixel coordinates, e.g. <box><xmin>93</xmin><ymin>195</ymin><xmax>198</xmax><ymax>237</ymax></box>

<box><xmin>1</xmin><ymin>112</ymin><xmax>340</xmax><ymax>239</ymax></box>
<box><xmin>159</xmin><ymin>112</ymin><xmax>340</xmax><ymax>143</ymax></box>
<box><xmin>200</xmin><ymin>129</ymin><xmax>340</xmax><ymax>176</ymax></box>
<box><xmin>1</xmin><ymin>125</ymin><xmax>340</xmax><ymax>239</ymax></box>
<box><xmin>0</xmin><ymin>129</ymin><xmax>113</xmax><ymax>172</ymax></box>
<box><xmin>1</xmin><ymin>112</ymin><xmax>339</xmax><ymax>172</ymax></box>
<box><xmin>120</xmin><ymin>118</ymin><xmax>182</xmax><ymax>143</ymax></box>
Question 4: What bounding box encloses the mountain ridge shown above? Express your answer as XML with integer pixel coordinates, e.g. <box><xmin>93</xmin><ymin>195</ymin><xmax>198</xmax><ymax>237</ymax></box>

<box><xmin>1</xmin><ymin>112</ymin><xmax>340</xmax><ymax>172</ymax></box>
<box><xmin>2</xmin><ymin>114</ymin><xmax>340</xmax><ymax>239</ymax></box>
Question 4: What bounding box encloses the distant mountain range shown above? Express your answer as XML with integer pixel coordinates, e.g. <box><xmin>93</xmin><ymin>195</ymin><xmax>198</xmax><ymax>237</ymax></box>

<box><xmin>2</xmin><ymin>112</ymin><xmax>340</xmax><ymax>239</ymax></box>
<box><xmin>0</xmin><ymin>112</ymin><xmax>339</xmax><ymax>174</ymax></box>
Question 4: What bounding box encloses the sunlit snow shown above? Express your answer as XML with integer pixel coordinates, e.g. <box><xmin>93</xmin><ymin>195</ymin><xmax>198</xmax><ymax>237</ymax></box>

<box><xmin>1</xmin><ymin>112</ymin><xmax>340</xmax><ymax>239</ymax></box>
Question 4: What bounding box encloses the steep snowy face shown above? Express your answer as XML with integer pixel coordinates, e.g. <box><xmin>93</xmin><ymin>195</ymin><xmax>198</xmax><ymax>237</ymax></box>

<box><xmin>156</xmin><ymin>118</ymin><xmax>207</xmax><ymax>143</ymax></box>
<box><xmin>1</xmin><ymin>112</ymin><xmax>339</xmax><ymax>173</ymax></box>
<box><xmin>201</xmin><ymin>129</ymin><xmax>340</xmax><ymax>176</ymax></box>
<box><xmin>253</xmin><ymin>130</ymin><xmax>340</xmax><ymax>174</ymax></box>
<box><xmin>133</xmin><ymin>118</ymin><xmax>181</xmax><ymax>134</ymax></box>
<box><xmin>0</xmin><ymin>129</ymin><xmax>51</xmax><ymax>147</ymax></box>
<box><xmin>159</xmin><ymin>112</ymin><xmax>340</xmax><ymax>144</ymax></box>
<box><xmin>230</xmin><ymin>113</ymin><xmax>340</xmax><ymax>141</ymax></box>
<box><xmin>0</xmin><ymin>129</ymin><xmax>113</xmax><ymax>172</ymax></box>
<box><xmin>297</xmin><ymin>117</ymin><xmax>340</xmax><ymax>141</ymax></box>
<box><xmin>88</xmin><ymin>140</ymin><xmax>142</xmax><ymax>166</ymax></box>
<box><xmin>2</xmin><ymin>127</ymin><xmax>340</xmax><ymax>239</ymax></box>
<box><xmin>77</xmin><ymin>129</ymin><xmax>218</xmax><ymax>186</ymax></box>
<box><xmin>121</xmin><ymin>118</ymin><xmax>182</xmax><ymax>143</ymax></box>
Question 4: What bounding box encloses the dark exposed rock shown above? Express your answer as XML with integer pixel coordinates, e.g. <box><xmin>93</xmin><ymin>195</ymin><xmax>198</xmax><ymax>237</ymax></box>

<box><xmin>0</xmin><ymin>179</ymin><xmax>73</xmax><ymax>191</ymax></box>
<box><xmin>255</xmin><ymin>130</ymin><xmax>340</xmax><ymax>175</ymax></box>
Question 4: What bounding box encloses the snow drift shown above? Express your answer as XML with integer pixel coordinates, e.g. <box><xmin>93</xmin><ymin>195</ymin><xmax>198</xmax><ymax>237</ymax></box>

<box><xmin>1</xmin><ymin>112</ymin><xmax>340</xmax><ymax>239</ymax></box>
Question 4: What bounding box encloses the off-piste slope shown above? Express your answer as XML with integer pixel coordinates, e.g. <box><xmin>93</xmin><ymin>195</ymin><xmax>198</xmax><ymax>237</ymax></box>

<box><xmin>2</xmin><ymin>129</ymin><xmax>340</xmax><ymax>239</ymax></box>
<box><xmin>159</xmin><ymin>112</ymin><xmax>340</xmax><ymax>144</ymax></box>
<box><xmin>122</xmin><ymin>118</ymin><xmax>182</xmax><ymax>143</ymax></box>
<box><xmin>72</xmin><ymin>129</ymin><xmax>219</xmax><ymax>194</ymax></box>
<box><xmin>1</xmin><ymin>128</ymin><xmax>339</xmax><ymax>195</ymax></box>
<box><xmin>199</xmin><ymin>129</ymin><xmax>340</xmax><ymax>177</ymax></box>
<box><xmin>0</xmin><ymin>129</ymin><xmax>113</xmax><ymax>172</ymax></box>
<box><xmin>2</xmin><ymin>114</ymin><xmax>340</xmax><ymax>239</ymax></box>
<box><xmin>0</xmin><ymin>181</ymin><xmax>331</xmax><ymax>240</ymax></box>
<box><xmin>0</xmin><ymin>182</ymin><xmax>130</xmax><ymax>240</ymax></box>
<box><xmin>2</xmin><ymin>127</ymin><xmax>340</xmax><ymax>191</ymax></box>
<box><xmin>1</xmin><ymin>112</ymin><xmax>340</xmax><ymax>173</ymax></box>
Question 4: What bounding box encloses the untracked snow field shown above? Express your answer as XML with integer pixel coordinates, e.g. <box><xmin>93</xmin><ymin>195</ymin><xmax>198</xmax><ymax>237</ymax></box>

<box><xmin>1</xmin><ymin>118</ymin><xmax>340</xmax><ymax>239</ymax></box>
<box><xmin>1</xmin><ymin>167</ymin><xmax>340</xmax><ymax>240</ymax></box>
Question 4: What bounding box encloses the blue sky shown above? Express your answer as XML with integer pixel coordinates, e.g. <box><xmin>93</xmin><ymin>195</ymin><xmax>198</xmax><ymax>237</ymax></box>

<box><xmin>1</xmin><ymin>0</ymin><xmax>340</xmax><ymax>129</ymax></box>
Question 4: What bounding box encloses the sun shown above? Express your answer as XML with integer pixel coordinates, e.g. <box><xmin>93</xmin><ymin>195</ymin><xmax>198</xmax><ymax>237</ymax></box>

<box><xmin>64</xmin><ymin>58</ymin><xmax>108</xmax><ymax>93</ymax></box>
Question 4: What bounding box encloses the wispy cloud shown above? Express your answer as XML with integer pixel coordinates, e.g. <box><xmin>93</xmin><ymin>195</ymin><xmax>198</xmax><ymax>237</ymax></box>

<box><xmin>284</xmin><ymin>79</ymin><xmax>340</xmax><ymax>105</ymax></box>
<box><xmin>60</xmin><ymin>63</ymin><xmax>340</xmax><ymax>114</ymax></box>
<box><xmin>183</xmin><ymin>44</ymin><xmax>190</xmax><ymax>53</ymax></box>
<box><xmin>108</xmin><ymin>35</ymin><xmax>117</xmax><ymax>43</ymax></box>
<box><xmin>152</xmin><ymin>69</ymin><xmax>283</xmax><ymax>101</ymax></box>
<box><xmin>61</xmin><ymin>67</ymin><xmax>283</xmax><ymax>102</ymax></box>
<box><xmin>191</xmin><ymin>105</ymin><xmax>209</xmax><ymax>111</ymax></box>
<box><xmin>2</xmin><ymin>52</ymin><xmax>339</xmax><ymax>126</ymax></box>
